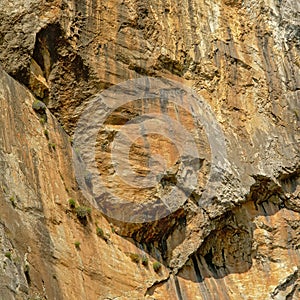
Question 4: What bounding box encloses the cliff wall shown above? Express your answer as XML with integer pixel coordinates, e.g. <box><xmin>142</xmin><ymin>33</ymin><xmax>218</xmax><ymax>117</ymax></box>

<box><xmin>0</xmin><ymin>0</ymin><xmax>299</xmax><ymax>299</ymax></box>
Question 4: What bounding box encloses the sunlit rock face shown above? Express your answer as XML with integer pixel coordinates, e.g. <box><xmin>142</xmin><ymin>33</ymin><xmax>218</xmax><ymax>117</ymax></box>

<box><xmin>0</xmin><ymin>0</ymin><xmax>299</xmax><ymax>299</ymax></box>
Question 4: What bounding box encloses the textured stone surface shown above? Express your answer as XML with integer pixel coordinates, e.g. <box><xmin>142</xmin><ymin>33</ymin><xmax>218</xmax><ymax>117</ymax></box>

<box><xmin>0</xmin><ymin>0</ymin><xmax>299</xmax><ymax>299</ymax></box>
<box><xmin>0</xmin><ymin>67</ymin><xmax>171</xmax><ymax>299</ymax></box>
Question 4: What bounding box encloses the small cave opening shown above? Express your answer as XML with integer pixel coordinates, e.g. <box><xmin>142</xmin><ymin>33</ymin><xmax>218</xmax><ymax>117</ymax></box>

<box><xmin>29</xmin><ymin>22</ymin><xmax>90</xmax><ymax>104</ymax></box>
<box><xmin>32</xmin><ymin>23</ymin><xmax>63</xmax><ymax>80</ymax></box>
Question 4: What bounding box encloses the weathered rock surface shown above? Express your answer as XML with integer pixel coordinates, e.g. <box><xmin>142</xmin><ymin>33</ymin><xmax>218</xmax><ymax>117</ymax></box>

<box><xmin>0</xmin><ymin>66</ymin><xmax>172</xmax><ymax>299</ymax></box>
<box><xmin>0</xmin><ymin>0</ymin><xmax>299</xmax><ymax>299</ymax></box>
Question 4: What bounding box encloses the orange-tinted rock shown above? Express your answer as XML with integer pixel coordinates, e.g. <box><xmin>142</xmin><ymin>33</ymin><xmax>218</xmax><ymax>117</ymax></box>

<box><xmin>0</xmin><ymin>0</ymin><xmax>299</xmax><ymax>299</ymax></box>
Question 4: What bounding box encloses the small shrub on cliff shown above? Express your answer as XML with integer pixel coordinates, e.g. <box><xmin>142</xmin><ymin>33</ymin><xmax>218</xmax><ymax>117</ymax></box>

<box><xmin>110</xmin><ymin>225</ymin><xmax>115</xmax><ymax>233</ymax></box>
<box><xmin>39</xmin><ymin>116</ymin><xmax>47</xmax><ymax>125</ymax></box>
<box><xmin>32</xmin><ymin>100</ymin><xmax>46</xmax><ymax>113</ymax></box>
<box><xmin>44</xmin><ymin>129</ymin><xmax>49</xmax><ymax>140</ymax></box>
<box><xmin>153</xmin><ymin>261</ymin><xmax>161</xmax><ymax>272</ymax></box>
<box><xmin>75</xmin><ymin>206</ymin><xmax>91</xmax><ymax>219</ymax></box>
<box><xmin>129</xmin><ymin>253</ymin><xmax>140</xmax><ymax>264</ymax></box>
<box><xmin>68</xmin><ymin>198</ymin><xmax>76</xmax><ymax>209</ymax></box>
<box><xmin>5</xmin><ymin>251</ymin><xmax>12</xmax><ymax>260</ymax></box>
<box><xmin>141</xmin><ymin>255</ymin><xmax>149</xmax><ymax>266</ymax></box>
<box><xmin>74</xmin><ymin>241</ymin><xmax>80</xmax><ymax>249</ymax></box>
<box><xmin>9</xmin><ymin>196</ymin><xmax>16</xmax><ymax>208</ymax></box>
<box><xmin>96</xmin><ymin>227</ymin><xmax>104</xmax><ymax>238</ymax></box>
<box><xmin>48</xmin><ymin>142</ymin><xmax>56</xmax><ymax>151</ymax></box>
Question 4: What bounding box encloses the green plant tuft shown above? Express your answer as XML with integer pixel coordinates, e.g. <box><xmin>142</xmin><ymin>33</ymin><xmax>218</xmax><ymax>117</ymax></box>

<box><xmin>48</xmin><ymin>142</ymin><xmax>56</xmax><ymax>151</ymax></box>
<box><xmin>32</xmin><ymin>100</ymin><xmax>46</xmax><ymax>113</ymax></box>
<box><xmin>5</xmin><ymin>251</ymin><xmax>12</xmax><ymax>260</ymax></box>
<box><xmin>39</xmin><ymin>116</ymin><xmax>47</xmax><ymax>125</ymax></box>
<box><xmin>153</xmin><ymin>261</ymin><xmax>161</xmax><ymax>272</ymax></box>
<box><xmin>96</xmin><ymin>227</ymin><xmax>105</xmax><ymax>238</ymax></box>
<box><xmin>44</xmin><ymin>129</ymin><xmax>49</xmax><ymax>140</ymax></box>
<box><xmin>74</xmin><ymin>241</ymin><xmax>80</xmax><ymax>249</ymax></box>
<box><xmin>110</xmin><ymin>225</ymin><xmax>115</xmax><ymax>233</ymax></box>
<box><xmin>141</xmin><ymin>255</ymin><xmax>148</xmax><ymax>266</ymax></box>
<box><xmin>9</xmin><ymin>196</ymin><xmax>16</xmax><ymax>208</ymax></box>
<box><xmin>129</xmin><ymin>253</ymin><xmax>140</xmax><ymax>264</ymax></box>
<box><xmin>68</xmin><ymin>198</ymin><xmax>76</xmax><ymax>209</ymax></box>
<box><xmin>75</xmin><ymin>206</ymin><xmax>91</xmax><ymax>219</ymax></box>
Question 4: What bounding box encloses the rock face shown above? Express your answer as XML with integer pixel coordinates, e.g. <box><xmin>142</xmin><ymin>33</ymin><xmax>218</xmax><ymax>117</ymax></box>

<box><xmin>0</xmin><ymin>0</ymin><xmax>299</xmax><ymax>299</ymax></box>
